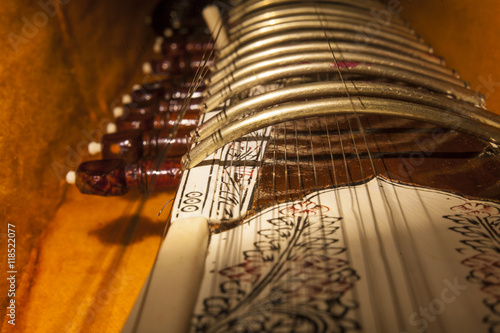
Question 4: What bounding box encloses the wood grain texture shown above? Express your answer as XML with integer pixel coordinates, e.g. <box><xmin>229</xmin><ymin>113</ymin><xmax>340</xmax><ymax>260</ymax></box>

<box><xmin>254</xmin><ymin>115</ymin><xmax>500</xmax><ymax>216</ymax></box>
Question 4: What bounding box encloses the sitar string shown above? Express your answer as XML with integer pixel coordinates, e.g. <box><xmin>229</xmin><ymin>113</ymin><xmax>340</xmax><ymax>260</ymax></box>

<box><xmin>314</xmin><ymin>2</ymin><xmax>420</xmax><ymax>330</ymax></box>
<box><xmin>368</xmin><ymin>114</ymin><xmax>445</xmax><ymax>330</ymax></box>
<box><xmin>292</xmin><ymin>117</ymin><xmax>313</xmax><ymax>307</ymax></box>
<box><xmin>305</xmin><ymin>115</ymin><xmax>333</xmax><ymax>315</ymax></box>
<box><xmin>321</xmin><ymin>113</ymin><xmax>368</xmax><ymax>326</ymax></box>
<box><xmin>129</xmin><ymin>12</ymin><xmax>227</xmax><ymax>332</ymax></box>
<box><xmin>315</xmin><ymin>5</ymin><xmax>388</xmax><ymax>330</ymax></box>
<box><xmin>321</xmin><ymin>2</ymin><xmax>460</xmax><ymax>329</ymax></box>
<box><xmin>201</xmin><ymin>1</ymin><xmax>445</xmax><ymax>329</ymax></box>
<box><xmin>184</xmin><ymin>10</ymin><xmax>241</xmax><ymax>305</ymax></box>
<box><xmin>364</xmin><ymin>114</ymin><xmax>440</xmax><ymax>331</ymax></box>
<box><xmin>311</xmin><ymin>4</ymin><xmax>380</xmax><ymax>327</ymax></box>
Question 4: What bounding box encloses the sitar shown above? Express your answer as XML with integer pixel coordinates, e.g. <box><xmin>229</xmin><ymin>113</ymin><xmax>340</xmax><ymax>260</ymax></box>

<box><xmin>122</xmin><ymin>0</ymin><xmax>500</xmax><ymax>332</ymax></box>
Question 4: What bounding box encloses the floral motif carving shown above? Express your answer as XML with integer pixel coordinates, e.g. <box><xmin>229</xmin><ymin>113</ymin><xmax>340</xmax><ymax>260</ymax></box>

<box><xmin>193</xmin><ymin>200</ymin><xmax>359</xmax><ymax>332</ymax></box>
<box><xmin>278</xmin><ymin>201</ymin><xmax>330</xmax><ymax>216</ymax></box>
<box><xmin>451</xmin><ymin>202</ymin><xmax>500</xmax><ymax>218</ymax></box>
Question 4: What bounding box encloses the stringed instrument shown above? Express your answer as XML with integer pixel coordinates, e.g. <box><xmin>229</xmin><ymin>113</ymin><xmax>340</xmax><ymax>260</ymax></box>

<box><xmin>120</xmin><ymin>0</ymin><xmax>500</xmax><ymax>332</ymax></box>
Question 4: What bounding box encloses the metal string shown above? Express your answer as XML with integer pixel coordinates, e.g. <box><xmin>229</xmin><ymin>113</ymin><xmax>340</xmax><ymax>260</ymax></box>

<box><xmin>129</xmin><ymin>11</ymin><xmax>225</xmax><ymax>332</ymax></box>
<box><xmin>292</xmin><ymin>118</ymin><xmax>311</xmax><ymax>310</ymax></box>
<box><xmin>319</xmin><ymin>3</ymin><xmax>469</xmax><ymax>329</ymax></box>
<box><xmin>321</xmin><ymin>114</ymin><xmax>365</xmax><ymax>326</ymax></box>
<box><xmin>314</xmin><ymin>3</ymin><xmax>415</xmax><ymax>330</ymax></box>
<box><xmin>305</xmin><ymin>116</ymin><xmax>332</xmax><ymax>314</ymax></box>
<box><xmin>315</xmin><ymin>7</ymin><xmax>386</xmax><ymax>331</ymax></box>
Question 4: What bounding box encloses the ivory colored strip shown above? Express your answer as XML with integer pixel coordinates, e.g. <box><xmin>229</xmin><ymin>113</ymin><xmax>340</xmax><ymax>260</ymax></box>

<box><xmin>121</xmin><ymin>217</ymin><xmax>209</xmax><ymax>333</ymax></box>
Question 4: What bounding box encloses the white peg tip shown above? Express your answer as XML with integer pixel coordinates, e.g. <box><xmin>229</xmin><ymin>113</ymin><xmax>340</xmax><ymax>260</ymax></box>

<box><xmin>113</xmin><ymin>106</ymin><xmax>125</xmax><ymax>118</ymax></box>
<box><xmin>142</xmin><ymin>62</ymin><xmax>152</xmax><ymax>74</ymax></box>
<box><xmin>153</xmin><ymin>36</ymin><xmax>164</xmax><ymax>53</ymax></box>
<box><xmin>66</xmin><ymin>171</ymin><xmax>76</xmax><ymax>184</ymax></box>
<box><xmin>107</xmin><ymin>123</ymin><xmax>117</xmax><ymax>133</ymax></box>
<box><xmin>88</xmin><ymin>142</ymin><xmax>102</xmax><ymax>155</ymax></box>
<box><xmin>121</xmin><ymin>94</ymin><xmax>132</xmax><ymax>104</ymax></box>
<box><xmin>132</xmin><ymin>84</ymin><xmax>141</xmax><ymax>91</ymax></box>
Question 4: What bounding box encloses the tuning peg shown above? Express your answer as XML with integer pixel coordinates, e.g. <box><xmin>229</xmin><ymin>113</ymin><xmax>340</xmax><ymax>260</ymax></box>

<box><xmin>69</xmin><ymin>157</ymin><xmax>182</xmax><ymax>196</ymax></box>
<box><xmin>115</xmin><ymin>110</ymin><xmax>200</xmax><ymax>133</ymax></box>
<box><xmin>88</xmin><ymin>128</ymin><xmax>191</xmax><ymax>163</ymax></box>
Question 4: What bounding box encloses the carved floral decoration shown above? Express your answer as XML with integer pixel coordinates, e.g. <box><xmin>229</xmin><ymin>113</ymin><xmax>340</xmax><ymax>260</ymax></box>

<box><xmin>446</xmin><ymin>201</ymin><xmax>500</xmax><ymax>330</ymax></box>
<box><xmin>193</xmin><ymin>200</ymin><xmax>359</xmax><ymax>332</ymax></box>
<box><xmin>451</xmin><ymin>202</ymin><xmax>499</xmax><ymax>218</ymax></box>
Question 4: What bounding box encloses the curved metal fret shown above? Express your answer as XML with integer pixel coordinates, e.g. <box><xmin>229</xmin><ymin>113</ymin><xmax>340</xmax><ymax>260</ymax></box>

<box><xmin>218</xmin><ymin>20</ymin><xmax>431</xmax><ymax>58</ymax></box>
<box><xmin>230</xmin><ymin>14</ymin><xmax>420</xmax><ymax>42</ymax></box>
<box><xmin>214</xmin><ymin>29</ymin><xmax>443</xmax><ymax>70</ymax></box>
<box><xmin>202</xmin><ymin>62</ymin><xmax>482</xmax><ymax>112</ymax></box>
<box><xmin>183</xmin><ymin>97</ymin><xmax>500</xmax><ymax>169</ymax></box>
<box><xmin>228</xmin><ymin>3</ymin><xmax>410</xmax><ymax>36</ymax></box>
<box><xmin>210</xmin><ymin>41</ymin><xmax>455</xmax><ymax>84</ymax></box>
<box><xmin>228</xmin><ymin>0</ymin><xmax>388</xmax><ymax>24</ymax></box>
<box><xmin>193</xmin><ymin>81</ymin><xmax>498</xmax><ymax>143</ymax></box>
<box><xmin>205</xmin><ymin>51</ymin><xmax>465</xmax><ymax>97</ymax></box>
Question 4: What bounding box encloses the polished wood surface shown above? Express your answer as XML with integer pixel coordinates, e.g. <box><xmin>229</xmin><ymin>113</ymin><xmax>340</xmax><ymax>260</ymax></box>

<box><xmin>255</xmin><ymin>115</ymin><xmax>500</xmax><ymax>211</ymax></box>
